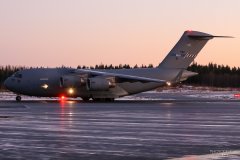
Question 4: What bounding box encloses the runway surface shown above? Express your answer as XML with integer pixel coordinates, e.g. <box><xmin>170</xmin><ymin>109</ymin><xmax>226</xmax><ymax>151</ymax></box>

<box><xmin>0</xmin><ymin>92</ymin><xmax>240</xmax><ymax>159</ymax></box>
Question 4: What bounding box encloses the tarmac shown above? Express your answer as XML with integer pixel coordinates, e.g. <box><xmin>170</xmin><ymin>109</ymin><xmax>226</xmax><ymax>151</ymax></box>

<box><xmin>0</xmin><ymin>91</ymin><xmax>240</xmax><ymax>160</ymax></box>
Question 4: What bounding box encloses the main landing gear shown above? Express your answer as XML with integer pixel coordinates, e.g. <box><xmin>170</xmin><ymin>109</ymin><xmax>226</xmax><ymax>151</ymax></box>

<box><xmin>92</xmin><ymin>98</ymin><xmax>115</xmax><ymax>102</ymax></box>
<box><xmin>81</xmin><ymin>97</ymin><xmax>90</xmax><ymax>102</ymax></box>
<box><xmin>81</xmin><ymin>97</ymin><xmax>115</xmax><ymax>102</ymax></box>
<box><xmin>16</xmin><ymin>95</ymin><xmax>22</xmax><ymax>102</ymax></box>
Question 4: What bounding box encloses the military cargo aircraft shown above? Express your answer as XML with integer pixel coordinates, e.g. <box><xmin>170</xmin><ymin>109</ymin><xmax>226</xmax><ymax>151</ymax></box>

<box><xmin>4</xmin><ymin>30</ymin><xmax>231</xmax><ymax>102</ymax></box>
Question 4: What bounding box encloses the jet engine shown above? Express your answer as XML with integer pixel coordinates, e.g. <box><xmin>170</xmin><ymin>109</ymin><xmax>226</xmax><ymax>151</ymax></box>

<box><xmin>60</xmin><ymin>75</ymin><xmax>87</xmax><ymax>88</ymax></box>
<box><xmin>86</xmin><ymin>77</ymin><xmax>116</xmax><ymax>91</ymax></box>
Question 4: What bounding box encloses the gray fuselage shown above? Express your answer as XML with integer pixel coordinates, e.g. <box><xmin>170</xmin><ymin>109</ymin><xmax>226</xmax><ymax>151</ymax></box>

<box><xmin>4</xmin><ymin>67</ymin><xmax>181</xmax><ymax>98</ymax></box>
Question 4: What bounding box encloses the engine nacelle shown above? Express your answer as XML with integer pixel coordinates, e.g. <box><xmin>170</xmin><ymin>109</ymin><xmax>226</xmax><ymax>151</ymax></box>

<box><xmin>60</xmin><ymin>75</ymin><xmax>87</xmax><ymax>88</ymax></box>
<box><xmin>86</xmin><ymin>77</ymin><xmax>116</xmax><ymax>91</ymax></box>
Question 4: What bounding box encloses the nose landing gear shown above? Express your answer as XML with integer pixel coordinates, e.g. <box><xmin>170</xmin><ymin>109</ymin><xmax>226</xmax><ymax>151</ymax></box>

<box><xmin>16</xmin><ymin>95</ymin><xmax>22</xmax><ymax>102</ymax></box>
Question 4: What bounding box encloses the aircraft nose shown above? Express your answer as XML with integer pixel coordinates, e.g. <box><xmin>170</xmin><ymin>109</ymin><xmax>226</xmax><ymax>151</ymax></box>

<box><xmin>4</xmin><ymin>78</ymin><xmax>11</xmax><ymax>90</ymax></box>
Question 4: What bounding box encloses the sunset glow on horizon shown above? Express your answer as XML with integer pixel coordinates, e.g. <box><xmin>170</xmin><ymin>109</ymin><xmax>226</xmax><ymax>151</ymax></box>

<box><xmin>0</xmin><ymin>0</ymin><xmax>239</xmax><ymax>68</ymax></box>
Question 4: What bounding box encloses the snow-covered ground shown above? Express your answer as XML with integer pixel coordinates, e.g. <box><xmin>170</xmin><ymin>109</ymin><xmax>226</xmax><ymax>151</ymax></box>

<box><xmin>126</xmin><ymin>85</ymin><xmax>240</xmax><ymax>100</ymax></box>
<box><xmin>0</xmin><ymin>92</ymin><xmax>74</xmax><ymax>101</ymax></box>
<box><xmin>159</xmin><ymin>86</ymin><xmax>240</xmax><ymax>100</ymax></box>
<box><xmin>169</xmin><ymin>150</ymin><xmax>240</xmax><ymax>160</ymax></box>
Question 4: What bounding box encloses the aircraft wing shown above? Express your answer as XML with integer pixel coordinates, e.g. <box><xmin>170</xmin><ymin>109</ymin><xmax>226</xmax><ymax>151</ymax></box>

<box><xmin>74</xmin><ymin>69</ymin><xmax>167</xmax><ymax>84</ymax></box>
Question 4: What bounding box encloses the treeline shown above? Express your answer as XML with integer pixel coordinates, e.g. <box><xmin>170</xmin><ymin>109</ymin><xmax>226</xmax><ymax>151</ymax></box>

<box><xmin>1</xmin><ymin>63</ymin><xmax>240</xmax><ymax>89</ymax></box>
<box><xmin>77</xmin><ymin>64</ymin><xmax>154</xmax><ymax>69</ymax></box>
<box><xmin>185</xmin><ymin>63</ymin><xmax>240</xmax><ymax>88</ymax></box>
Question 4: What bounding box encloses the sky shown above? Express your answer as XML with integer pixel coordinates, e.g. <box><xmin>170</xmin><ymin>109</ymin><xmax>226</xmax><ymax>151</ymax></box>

<box><xmin>0</xmin><ymin>0</ymin><xmax>239</xmax><ymax>68</ymax></box>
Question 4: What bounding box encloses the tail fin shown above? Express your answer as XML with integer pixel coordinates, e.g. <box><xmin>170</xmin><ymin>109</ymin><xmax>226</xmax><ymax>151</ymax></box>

<box><xmin>158</xmin><ymin>30</ymin><xmax>232</xmax><ymax>69</ymax></box>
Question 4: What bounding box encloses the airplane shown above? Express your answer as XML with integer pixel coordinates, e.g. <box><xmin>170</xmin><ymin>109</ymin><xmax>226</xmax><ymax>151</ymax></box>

<box><xmin>4</xmin><ymin>30</ymin><xmax>231</xmax><ymax>102</ymax></box>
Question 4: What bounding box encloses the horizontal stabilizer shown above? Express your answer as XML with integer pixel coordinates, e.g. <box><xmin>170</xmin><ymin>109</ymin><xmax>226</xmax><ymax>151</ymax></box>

<box><xmin>180</xmin><ymin>70</ymin><xmax>198</xmax><ymax>81</ymax></box>
<box><xmin>188</xmin><ymin>35</ymin><xmax>234</xmax><ymax>40</ymax></box>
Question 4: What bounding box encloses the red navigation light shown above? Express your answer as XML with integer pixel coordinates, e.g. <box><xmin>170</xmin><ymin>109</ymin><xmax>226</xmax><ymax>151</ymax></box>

<box><xmin>234</xmin><ymin>93</ymin><xmax>240</xmax><ymax>98</ymax></box>
<box><xmin>187</xmin><ymin>30</ymin><xmax>192</xmax><ymax>32</ymax></box>
<box><xmin>59</xmin><ymin>95</ymin><xmax>66</xmax><ymax>101</ymax></box>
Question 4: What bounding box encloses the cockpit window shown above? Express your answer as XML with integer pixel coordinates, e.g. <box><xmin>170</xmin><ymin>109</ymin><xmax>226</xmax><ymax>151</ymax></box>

<box><xmin>13</xmin><ymin>73</ymin><xmax>22</xmax><ymax>78</ymax></box>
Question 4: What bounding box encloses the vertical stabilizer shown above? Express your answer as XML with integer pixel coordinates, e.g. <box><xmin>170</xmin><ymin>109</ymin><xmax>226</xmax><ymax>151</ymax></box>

<box><xmin>158</xmin><ymin>30</ymin><xmax>214</xmax><ymax>69</ymax></box>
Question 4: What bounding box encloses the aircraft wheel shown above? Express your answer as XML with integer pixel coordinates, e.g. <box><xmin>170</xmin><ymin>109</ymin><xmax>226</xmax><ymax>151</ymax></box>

<box><xmin>92</xmin><ymin>98</ymin><xmax>114</xmax><ymax>102</ymax></box>
<box><xmin>81</xmin><ymin>97</ymin><xmax>90</xmax><ymax>102</ymax></box>
<box><xmin>92</xmin><ymin>98</ymin><xmax>101</xmax><ymax>102</ymax></box>
<box><xmin>106</xmin><ymin>98</ymin><xmax>115</xmax><ymax>102</ymax></box>
<box><xmin>16</xmin><ymin>96</ymin><xmax>22</xmax><ymax>102</ymax></box>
